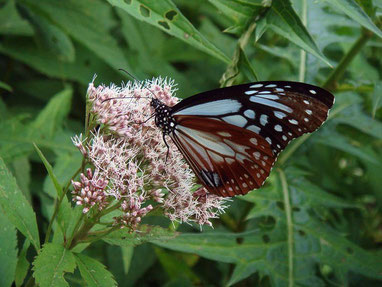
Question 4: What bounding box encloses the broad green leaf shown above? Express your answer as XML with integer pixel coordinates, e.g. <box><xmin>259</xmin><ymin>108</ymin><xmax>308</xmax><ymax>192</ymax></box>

<box><xmin>103</xmin><ymin>225</ymin><xmax>177</xmax><ymax>247</ymax></box>
<box><xmin>107</xmin><ymin>0</ymin><xmax>230</xmax><ymax>63</ymax></box>
<box><xmin>11</xmin><ymin>156</ymin><xmax>32</xmax><ymax>202</ymax></box>
<box><xmin>0</xmin><ymin>157</ymin><xmax>40</xmax><ymax>251</ymax></box>
<box><xmin>33</xmin><ymin>243</ymin><xmax>76</xmax><ymax>287</ymax></box>
<box><xmin>29</xmin><ymin>87</ymin><xmax>72</xmax><ymax>140</ymax></box>
<box><xmin>0</xmin><ymin>0</ymin><xmax>33</xmax><ymax>35</ymax></box>
<box><xmin>15</xmin><ymin>240</ymin><xmax>30</xmax><ymax>287</ymax></box>
<box><xmin>16</xmin><ymin>3</ymin><xmax>75</xmax><ymax>62</ymax></box>
<box><xmin>20</xmin><ymin>0</ymin><xmax>129</xmax><ymax>70</ymax></box>
<box><xmin>266</xmin><ymin>0</ymin><xmax>331</xmax><ymax>66</ymax></box>
<box><xmin>323</xmin><ymin>0</ymin><xmax>382</xmax><ymax>38</ymax></box>
<box><xmin>153</xmin><ymin>168</ymin><xmax>382</xmax><ymax>285</ymax></box>
<box><xmin>154</xmin><ymin>247</ymin><xmax>199</xmax><ymax>282</ymax></box>
<box><xmin>74</xmin><ymin>254</ymin><xmax>117</xmax><ymax>287</ymax></box>
<box><xmin>0</xmin><ymin>38</ymin><xmax>122</xmax><ymax>85</ymax></box>
<box><xmin>0</xmin><ymin>209</ymin><xmax>18</xmax><ymax>287</ymax></box>
<box><xmin>121</xmin><ymin>246</ymin><xmax>134</xmax><ymax>275</ymax></box>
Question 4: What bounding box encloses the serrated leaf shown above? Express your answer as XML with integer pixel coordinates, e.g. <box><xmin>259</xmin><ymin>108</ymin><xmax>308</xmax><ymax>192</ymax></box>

<box><xmin>103</xmin><ymin>225</ymin><xmax>177</xmax><ymax>247</ymax></box>
<box><xmin>15</xmin><ymin>240</ymin><xmax>30</xmax><ymax>287</ymax></box>
<box><xmin>107</xmin><ymin>0</ymin><xmax>230</xmax><ymax>63</ymax></box>
<box><xmin>16</xmin><ymin>3</ymin><xmax>75</xmax><ymax>62</ymax></box>
<box><xmin>323</xmin><ymin>0</ymin><xmax>382</xmax><ymax>38</ymax></box>
<box><xmin>266</xmin><ymin>0</ymin><xmax>331</xmax><ymax>66</ymax></box>
<box><xmin>75</xmin><ymin>254</ymin><xmax>117</xmax><ymax>287</ymax></box>
<box><xmin>0</xmin><ymin>210</ymin><xmax>18</xmax><ymax>287</ymax></box>
<box><xmin>0</xmin><ymin>157</ymin><xmax>40</xmax><ymax>251</ymax></box>
<box><xmin>33</xmin><ymin>243</ymin><xmax>76</xmax><ymax>287</ymax></box>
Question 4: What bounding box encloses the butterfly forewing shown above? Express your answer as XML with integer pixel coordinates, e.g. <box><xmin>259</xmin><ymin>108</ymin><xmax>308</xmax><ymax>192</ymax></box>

<box><xmin>164</xmin><ymin>81</ymin><xmax>334</xmax><ymax>197</ymax></box>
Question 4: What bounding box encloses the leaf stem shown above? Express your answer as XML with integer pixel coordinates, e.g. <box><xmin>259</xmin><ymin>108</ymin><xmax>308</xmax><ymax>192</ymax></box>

<box><xmin>298</xmin><ymin>0</ymin><xmax>307</xmax><ymax>82</ymax></box>
<box><xmin>278</xmin><ymin>169</ymin><xmax>294</xmax><ymax>287</ymax></box>
<box><xmin>44</xmin><ymin>166</ymin><xmax>82</xmax><ymax>244</ymax></box>
<box><xmin>323</xmin><ymin>29</ymin><xmax>373</xmax><ymax>91</ymax></box>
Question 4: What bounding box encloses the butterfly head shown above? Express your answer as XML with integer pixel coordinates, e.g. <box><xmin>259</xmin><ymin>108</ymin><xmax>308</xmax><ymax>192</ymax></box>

<box><xmin>151</xmin><ymin>99</ymin><xmax>176</xmax><ymax>135</ymax></box>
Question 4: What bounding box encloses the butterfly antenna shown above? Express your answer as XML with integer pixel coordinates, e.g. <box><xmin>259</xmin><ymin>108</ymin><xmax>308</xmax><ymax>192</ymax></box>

<box><xmin>118</xmin><ymin>68</ymin><xmax>158</xmax><ymax>99</ymax></box>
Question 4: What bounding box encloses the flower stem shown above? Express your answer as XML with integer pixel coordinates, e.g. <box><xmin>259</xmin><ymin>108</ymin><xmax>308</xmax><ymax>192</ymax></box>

<box><xmin>298</xmin><ymin>0</ymin><xmax>307</xmax><ymax>82</ymax></box>
<box><xmin>323</xmin><ymin>29</ymin><xmax>373</xmax><ymax>91</ymax></box>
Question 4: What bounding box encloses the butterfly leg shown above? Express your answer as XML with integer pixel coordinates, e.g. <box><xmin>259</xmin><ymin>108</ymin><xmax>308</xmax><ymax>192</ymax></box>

<box><xmin>163</xmin><ymin>133</ymin><xmax>170</xmax><ymax>162</ymax></box>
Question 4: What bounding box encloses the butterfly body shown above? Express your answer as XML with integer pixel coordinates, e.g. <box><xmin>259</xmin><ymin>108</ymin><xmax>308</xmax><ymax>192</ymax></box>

<box><xmin>151</xmin><ymin>81</ymin><xmax>334</xmax><ymax>197</ymax></box>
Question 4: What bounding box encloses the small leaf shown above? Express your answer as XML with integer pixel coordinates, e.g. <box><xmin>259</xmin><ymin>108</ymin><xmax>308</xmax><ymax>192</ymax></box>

<box><xmin>33</xmin><ymin>243</ymin><xmax>76</xmax><ymax>287</ymax></box>
<box><xmin>0</xmin><ymin>157</ymin><xmax>40</xmax><ymax>251</ymax></box>
<box><xmin>15</xmin><ymin>240</ymin><xmax>30</xmax><ymax>287</ymax></box>
<box><xmin>75</xmin><ymin>254</ymin><xmax>117</xmax><ymax>287</ymax></box>
<box><xmin>34</xmin><ymin>144</ymin><xmax>63</xmax><ymax>198</ymax></box>
<box><xmin>0</xmin><ymin>81</ymin><xmax>13</xmax><ymax>92</ymax></box>
<box><xmin>0</xmin><ymin>209</ymin><xmax>18</xmax><ymax>287</ymax></box>
<box><xmin>323</xmin><ymin>0</ymin><xmax>382</xmax><ymax>38</ymax></box>
<box><xmin>266</xmin><ymin>0</ymin><xmax>331</xmax><ymax>66</ymax></box>
<box><xmin>107</xmin><ymin>0</ymin><xmax>230</xmax><ymax>63</ymax></box>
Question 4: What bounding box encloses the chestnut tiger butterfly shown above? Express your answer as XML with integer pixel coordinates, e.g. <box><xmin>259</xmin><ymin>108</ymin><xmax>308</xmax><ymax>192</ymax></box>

<box><xmin>150</xmin><ymin>81</ymin><xmax>334</xmax><ymax>197</ymax></box>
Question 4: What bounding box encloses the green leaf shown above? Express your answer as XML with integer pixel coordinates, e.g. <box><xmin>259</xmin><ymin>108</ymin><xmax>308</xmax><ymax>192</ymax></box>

<box><xmin>323</xmin><ymin>0</ymin><xmax>382</xmax><ymax>38</ymax></box>
<box><xmin>0</xmin><ymin>81</ymin><xmax>13</xmax><ymax>92</ymax></box>
<box><xmin>103</xmin><ymin>225</ymin><xmax>177</xmax><ymax>247</ymax></box>
<box><xmin>29</xmin><ymin>87</ymin><xmax>72</xmax><ymax>141</ymax></box>
<box><xmin>12</xmin><ymin>156</ymin><xmax>32</xmax><ymax>202</ymax></box>
<box><xmin>20</xmin><ymin>0</ymin><xmax>129</xmax><ymax>70</ymax></box>
<box><xmin>16</xmin><ymin>3</ymin><xmax>75</xmax><ymax>62</ymax></box>
<box><xmin>266</xmin><ymin>0</ymin><xmax>331</xmax><ymax>66</ymax></box>
<box><xmin>0</xmin><ymin>210</ymin><xmax>18</xmax><ymax>287</ymax></box>
<box><xmin>372</xmin><ymin>82</ymin><xmax>382</xmax><ymax>118</ymax></box>
<box><xmin>153</xmin><ymin>168</ymin><xmax>382</xmax><ymax>285</ymax></box>
<box><xmin>34</xmin><ymin>144</ymin><xmax>63</xmax><ymax>198</ymax></box>
<box><xmin>0</xmin><ymin>0</ymin><xmax>33</xmax><ymax>36</ymax></box>
<box><xmin>0</xmin><ymin>157</ymin><xmax>40</xmax><ymax>251</ymax></box>
<box><xmin>107</xmin><ymin>0</ymin><xmax>230</xmax><ymax>63</ymax></box>
<box><xmin>74</xmin><ymin>254</ymin><xmax>117</xmax><ymax>287</ymax></box>
<box><xmin>33</xmin><ymin>243</ymin><xmax>76</xmax><ymax>287</ymax></box>
<box><xmin>15</xmin><ymin>240</ymin><xmax>30</xmax><ymax>287</ymax></box>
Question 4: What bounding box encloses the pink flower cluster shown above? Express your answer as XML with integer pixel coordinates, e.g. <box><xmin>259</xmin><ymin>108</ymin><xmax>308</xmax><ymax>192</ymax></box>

<box><xmin>71</xmin><ymin>77</ymin><xmax>228</xmax><ymax>229</ymax></box>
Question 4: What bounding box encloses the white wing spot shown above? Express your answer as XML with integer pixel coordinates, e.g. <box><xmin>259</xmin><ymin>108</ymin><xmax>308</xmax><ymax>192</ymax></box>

<box><xmin>305</xmin><ymin>109</ymin><xmax>312</xmax><ymax>115</ymax></box>
<box><xmin>298</xmin><ymin>128</ymin><xmax>302</xmax><ymax>132</ymax></box>
<box><xmin>285</xmin><ymin>85</ymin><xmax>291</xmax><ymax>88</ymax></box>
<box><xmin>274</xmin><ymin>111</ymin><xmax>287</xmax><ymax>119</ymax></box>
<box><xmin>175</xmin><ymin>99</ymin><xmax>241</xmax><ymax>116</ymax></box>
<box><xmin>217</xmin><ymin>131</ymin><xmax>231</xmax><ymax>137</ymax></box>
<box><xmin>253</xmin><ymin>152</ymin><xmax>260</xmax><ymax>159</ymax></box>
<box><xmin>263</xmin><ymin>155</ymin><xmax>268</xmax><ymax>160</ymax></box>
<box><xmin>289</xmin><ymin>119</ymin><xmax>298</xmax><ymax>125</ymax></box>
<box><xmin>277</xmin><ymin>144</ymin><xmax>281</xmax><ymax>149</ymax></box>
<box><xmin>244</xmin><ymin>174</ymin><xmax>249</xmax><ymax>178</ymax></box>
<box><xmin>303</xmin><ymin>100</ymin><xmax>310</xmax><ymax>105</ymax></box>
<box><xmin>243</xmin><ymin>183</ymin><xmax>248</xmax><ymax>188</ymax></box>
<box><xmin>250</xmin><ymin>83</ymin><xmax>263</xmax><ymax>88</ymax></box>
<box><xmin>250</xmin><ymin>97</ymin><xmax>293</xmax><ymax>113</ymax></box>
<box><xmin>256</xmin><ymin>94</ymin><xmax>279</xmax><ymax>100</ymax></box>
<box><xmin>266</xmin><ymin>137</ymin><xmax>272</xmax><ymax>145</ymax></box>
<box><xmin>266</xmin><ymin>84</ymin><xmax>277</xmax><ymax>88</ymax></box>
<box><xmin>257</xmin><ymin>173</ymin><xmax>261</xmax><ymax>178</ymax></box>
<box><xmin>250</xmin><ymin>138</ymin><xmax>258</xmax><ymax>145</ymax></box>
<box><xmin>288</xmin><ymin>132</ymin><xmax>293</xmax><ymax>136</ymax></box>
<box><xmin>223</xmin><ymin>115</ymin><xmax>247</xmax><ymax>127</ymax></box>
<box><xmin>245</xmin><ymin>90</ymin><xmax>257</xmax><ymax>95</ymax></box>
<box><xmin>248</xmin><ymin>125</ymin><xmax>261</xmax><ymax>134</ymax></box>
<box><xmin>274</xmin><ymin>124</ymin><xmax>283</xmax><ymax>132</ymax></box>
<box><xmin>259</xmin><ymin>91</ymin><xmax>271</xmax><ymax>94</ymax></box>
<box><xmin>309</xmin><ymin>89</ymin><xmax>317</xmax><ymax>94</ymax></box>
<box><xmin>275</xmin><ymin>88</ymin><xmax>285</xmax><ymax>92</ymax></box>
<box><xmin>304</xmin><ymin>117</ymin><xmax>309</xmax><ymax>122</ymax></box>
<box><xmin>249</xmin><ymin>181</ymin><xmax>254</xmax><ymax>185</ymax></box>
<box><xmin>282</xmin><ymin>135</ymin><xmax>288</xmax><ymax>141</ymax></box>
<box><xmin>228</xmin><ymin>187</ymin><xmax>233</xmax><ymax>192</ymax></box>
<box><xmin>261</xmin><ymin>160</ymin><xmax>266</xmax><ymax>166</ymax></box>
<box><xmin>244</xmin><ymin>109</ymin><xmax>255</xmax><ymax>118</ymax></box>
<box><xmin>235</xmin><ymin>186</ymin><xmax>239</xmax><ymax>190</ymax></box>
<box><xmin>260</xmin><ymin>114</ymin><xmax>268</xmax><ymax>126</ymax></box>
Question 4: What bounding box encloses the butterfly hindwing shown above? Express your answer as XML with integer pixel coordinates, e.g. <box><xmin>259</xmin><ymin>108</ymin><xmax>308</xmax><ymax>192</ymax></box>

<box><xmin>171</xmin><ymin>116</ymin><xmax>274</xmax><ymax>196</ymax></box>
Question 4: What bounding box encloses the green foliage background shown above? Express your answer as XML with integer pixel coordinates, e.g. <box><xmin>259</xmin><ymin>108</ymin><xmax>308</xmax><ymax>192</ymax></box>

<box><xmin>0</xmin><ymin>0</ymin><xmax>381</xmax><ymax>286</ymax></box>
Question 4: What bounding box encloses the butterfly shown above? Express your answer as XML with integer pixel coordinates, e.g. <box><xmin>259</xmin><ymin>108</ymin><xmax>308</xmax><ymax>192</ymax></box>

<box><xmin>150</xmin><ymin>81</ymin><xmax>334</xmax><ymax>197</ymax></box>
